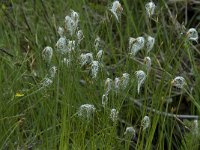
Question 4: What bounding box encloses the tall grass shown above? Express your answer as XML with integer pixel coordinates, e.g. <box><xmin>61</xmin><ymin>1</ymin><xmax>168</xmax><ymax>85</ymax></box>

<box><xmin>0</xmin><ymin>0</ymin><xmax>200</xmax><ymax>149</ymax></box>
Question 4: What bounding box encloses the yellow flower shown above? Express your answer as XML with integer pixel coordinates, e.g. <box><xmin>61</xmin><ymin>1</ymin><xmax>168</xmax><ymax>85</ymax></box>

<box><xmin>15</xmin><ymin>92</ymin><xmax>24</xmax><ymax>97</ymax></box>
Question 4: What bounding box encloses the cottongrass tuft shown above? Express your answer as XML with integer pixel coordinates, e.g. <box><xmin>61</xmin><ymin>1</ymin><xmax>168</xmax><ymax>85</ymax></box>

<box><xmin>65</xmin><ymin>16</ymin><xmax>75</xmax><ymax>36</ymax></box>
<box><xmin>65</xmin><ymin>10</ymin><xmax>79</xmax><ymax>36</ymax></box>
<box><xmin>94</xmin><ymin>36</ymin><xmax>101</xmax><ymax>51</ymax></box>
<box><xmin>187</xmin><ymin>28</ymin><xmax>198</xmax><ymax>42</ymax></box>
<box><xmin>80</xmin><ymin>53</ymin><xmax>93</xmax><ymax>67</ymax></box>
<box><xmin>102</xmin><ymin>94</ymin><xmax>108</xmax><ymax>108</ymax></box>
<box><xmin>145</xmin><ymin>1</ymin><xmax>156</xmax><ymax>17</ymax></box>
<box><xmin>58</xmin><ymin>26</ymin><xmax>64</xmax><ymax>37</ymax></box>
<box><xmin>42</xmin><ymin>46</ymin><xmax>53</xmax><ymax>64</ymax></box>
<box><xmin>124</xmin><ymin>126</ymin><xmax>136</xmax><ymax>138</ymax></box>
<box><xmin>77</xmin><ymin>30</ymin><xmax>84</xmax><ymax>44</ymax></box>
<box><xmin>96</xmin><ymin>50</ymin><xmax>103</xmax><ymax>62</ymax></box>
<box><xmin>121</xmin><ymin>73</ymin><xmax>130</xmax><ymax>90</ymax></box>
<box><xmin>114</xmin><ymin>77</ymin><xmax>120</xmax><ymax>92</ymax></box>
<box><xmin>105</xmin><ymin>78</ymin><xmax>113</xmax><ymax>94</ymax></box>
<box><xmin>56</xmin><ymin>37</ymin><xmax>68</xmax><ymax>55</ymax></box>
<box><xmin>70</xmin><ymin>10</ymin><xmax>79</xmax><ymax>24</ymax></box>
<box><xmin>77</xmin><ymin>104</ymin><xmax>96</xmax><ymax>119</ymax></box>
<box><xmin>42</xmin><ymin>77</ymin><xmax>53</xmax><ymax>87</ymax></box>
<box><xmin>146</xmin><ymin>35</ymin><xmax>155</xmax><ymax>53</ymax></box>
<box><xmin>135</xmin><ymin>70</ymin><xmax>146</xmax><ymax>94</ymax></box>
<box><xmin>141</xmin><ymin>116</ymin><xmax>150</xmax><ymax>130</ymax></box>
<box><xmin>171</xmin><ymin>76</ymin><xmax>186</xmax><ymax>89</ymax></box>
<box><xmin>129</xmin><ymin>37</ymin><xmax>145</xmax><ymax>56</ymax></box>
<box><xmin>49</xmin><ymin>66</ymin><xmax>57</xmax><ymax>78</ymax></box>
<box><xmin>110</xmin><ymin>108</ymin><xmax>119</xmax><ymax>122</ymax></box>
<box><xmin>91</xmin><ymin>61</ymin><xmax>99</xmax><ymax>78</ymax></box>
<box><xmin>109</xmin><ymin>0</ymin><xmax>123</xmax><ymax>22</ymax></box>
<box><xmin>144</xmin><ymin>56</ymin><xmax>151</xmax><ymax>72</ymax></box>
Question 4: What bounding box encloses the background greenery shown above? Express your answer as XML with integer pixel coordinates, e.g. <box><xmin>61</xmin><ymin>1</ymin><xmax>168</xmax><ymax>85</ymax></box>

<box><xmin>0</xmin><ymin>0</ymin><xmax>200</xmax><ymax>149</ymax></box>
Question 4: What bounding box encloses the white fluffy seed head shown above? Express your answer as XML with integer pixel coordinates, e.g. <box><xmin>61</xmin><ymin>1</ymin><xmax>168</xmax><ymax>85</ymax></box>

<box><xmin>144</xmin><ymin>56</ymin><xmax>151</xmax><ymax>72</ymax></box>
<box><xmin>114</xmin><ymin>77</ymin><xmax>120</xmax><ymax>92</ymax></box>
<box><xmin>77</xmin><ymin>30</ymin><xmax>84</xmax><ymax>44</ymax></box>
<box><xmin>124</xmin><ymin>127</ymin><xmax>136</xmax><ymax>138</ymax></box>
<box><xmin>137</xmin><ymin>37</ymin><xmax>145</xmax><ymax>45</ymax></box>
<box><xmin>94</xmin><ymin>36</ymin><xmax>101</xmax><ymax>51</ymax></box>
<box><xmin>129</xmin><ymin>37</ymin><xmax>135</xmax><ymax>48</ymax></box>
<box><xmin>56</xmin><ymin>37</ymin><xmax>68</xmax><ymax>55</ymax></box>
<box><xmin>86</xmin><ymin>53</ymin><xmax>93</xmax><ymax>62</ymax></box>
<box><xmin>129</xmin><ymin>37</ymin><xmax>145</xmax><ymax>56</ymax></box>
<box><xmin>80</xmin><ymin>54</ymin><xmax>87</xmax><ymax>66</ymax></box>
<box><xmin>78</xmin><ymin>104</ymin><xmax>96</xmax><ymax>119</ymax></box>
<box><xmin>70</xmin><ymin>10</ymin><xmax>79</xmax><ymax>24</ymax></box>
<box><xmin>42</xmin><ymin>46</ymin><xmax>53</xmax><ymax>63</ymax></box>
<box><xmin>146</xmin><ymin>35</ymin><xmax>155</xmax><ymax>53</ymax></box>
<box><xmin>65</xmin><ymin>15</ymin><xmax>71</xmax><ymax>24</ymax></box>
<box><xmin>65</xmin><ymin>16</ymin><xmax>75</xmax><ymax>36</ymax></box>
<box><xmin>145</xmin><ymin>1</ymin><xmax>156</xmax><ymax>17</ymax></box>
<box><xmin>187</xmin><ymin>28</ymin><xmax>198</xmax><ymax>42</ymax></box>
<box><xmin>110</xmin><ymin>0</ymin><xmax>123</xmax><ymax>21</ymax></box>
<box><xmin>42</xmin><ymin>77</ymin><xmax>53</xmax><ymax>87</ymax></box>
<box><xmin>65</xmin><ymin>10</ymin><xmax>79</xmax><ymax>37</ymax></box>
<box><xmin>171</xmin><ymin>76</ymin><xmax>186</xmax><ymax>89</ymax></box>
<box><xmin>110</xmin><ymin>108</ymin><xmax>119</xmax><ymax>122</ymax></box>
<box><xmin>142</xmin><ymin>116</ymin><xmax>150</xmax><ymax>130</ymax></box>
<box><xmin>91</xmin><ymin>61</ymin><xmax>99</xmax><ymax>78</ymax></box>
<box><xmin>80</xmin><ymin>53</ymin><xmax>93</xmax><ymax>67</ymax></box>
<box><xmin>135</xmin><ymin>70</ymin><xmax>146</xmax><ymax>94</ymax></box>
<box><xmin>121</xmin><ymin>73</ymin><xmax>130</xmax><ymax>90</ymax></box>
<box><xmin>58</xmin><ymin>26</ymin><xmax>64</xmax><ymax>37</ymax></box>
<box><xmin>96</xmin><ymin>50</ymin><xmax>103</xmax><ymax>61</ymax></box>
<box><xmin>49</xmin><ymin>66</ymin><xmax>57</xmax><ymax>78</ymax></box>
<box><xmin>102</xmin><ymin>94</ymin><xmax>108</xmax><ymax>107</ymax></box>
<box><xmin>105</xmin><ymin>78</ymin><xmax>113</xmax><ymax>94</ymax></box>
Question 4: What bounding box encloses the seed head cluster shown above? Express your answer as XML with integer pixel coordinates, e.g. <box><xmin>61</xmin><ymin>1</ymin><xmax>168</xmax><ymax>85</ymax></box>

<box><xmin>40</xmin><ymin>0</ymin><xmax>198</xmax><ymax>138</ymax></box>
